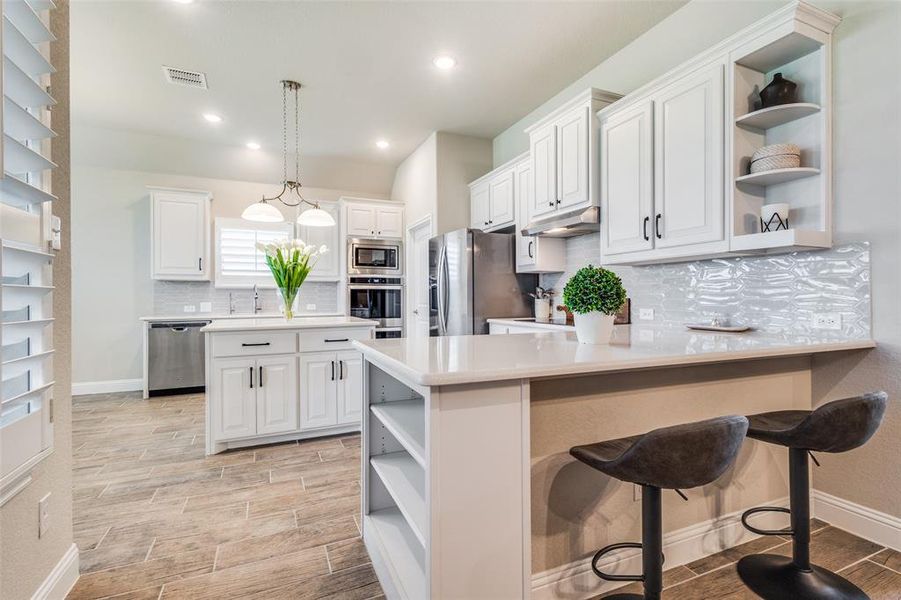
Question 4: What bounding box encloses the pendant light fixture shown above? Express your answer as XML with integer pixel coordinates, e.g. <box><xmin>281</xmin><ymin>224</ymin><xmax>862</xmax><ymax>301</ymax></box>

<box><xmin>241</xmin><ymin>80</ymin><xmax>336</xmax><ymax>227</ymax></box>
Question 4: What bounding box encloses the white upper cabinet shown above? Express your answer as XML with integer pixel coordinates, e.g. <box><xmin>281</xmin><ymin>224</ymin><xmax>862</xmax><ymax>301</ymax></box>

<box><xmin>344</xmin><ymin>200</ymin><xmax>404</xmax><ymax>239</ymax></box>
<box><xmin>470</xmin><ymin>180</ymin><xmax>490</xmax><ymax>229</ymax></box>
<box><xmin>599</xmin><ymin>60</ymin><xmax>727</xmax><ymax>264</ymax></box>
<box><xmin>525</xmin><ymin>89</ymin><xmax>621</xmax><ymax>223</ymax></box>
<box><xmin>653</xmin><ymin>63</ymin><xmax>724</xmax><ymax>249</ymax></box>
<box><xmin>529</xmin><ymin>123</ymin><xmax>557</xmax><ymax>219</ymax></box>
<box><xmin>556</xmin><ymin>106</ymin><xmax>590</xmax><ymax>209</ymax></box>
<box><xmin>151</xmin><ymin>188</ymin><xmax>210</xmax><ymax>280</ymax></box>
<box><xmin>601</xmin><ymin>101</ymin><xmax>655</xmax><ymax>256</ymax></box>
<box><xmin>514</xmin><ymin>157</ymin><xmax>565</xmax><ymax>273</ymax></box>
<box><xmin>299</xmin><ymin>202</ymin><xmax>340</xmax><ymax>280</ymax></box>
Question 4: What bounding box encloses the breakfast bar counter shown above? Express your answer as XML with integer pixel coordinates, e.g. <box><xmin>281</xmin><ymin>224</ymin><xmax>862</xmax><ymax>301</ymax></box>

<box><xmin>352</xmin><ymin>327</ymin><xmax>874</xmax><ymax>599</ymax></box>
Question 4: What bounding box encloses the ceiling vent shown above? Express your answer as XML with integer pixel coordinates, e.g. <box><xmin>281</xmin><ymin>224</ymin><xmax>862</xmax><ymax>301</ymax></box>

<box><xmin>162</xmin><ymin>66</ymin><xmax>208</xmax><ymax>89</ymax></box>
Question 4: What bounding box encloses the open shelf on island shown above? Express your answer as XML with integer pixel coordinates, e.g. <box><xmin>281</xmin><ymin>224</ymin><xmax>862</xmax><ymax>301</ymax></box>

<box><xmin>730</xmin><ymin>228</ymin><xmax>830</xmax><ymax>252</ymax></box>
<box><xmin>735</xmin><ymin>167</ymin><xmax>820</xmax><ymax>186</ymax></box>
<box><xmin>364</xmin><ymin>507</ymin><xmax>426</xmax><ymax>600</ymax></box>
<box><xmin>371</xmin><ymin>451</ymin><xmax>426</xmax><ymax>546</ymax></box>
<box><xmin>0</xmin><ymin>172</ymin><xmax>57</xmax><ymax>207</ymax></box>
<box><xmin>735</xmin><ymin>102</ymin><xmax>820</xmax><ymax>130</ymax></box>
<box><xmin>1</xmin><ymin>240</ymin><xmax>54</xmax><ymax>258</ymax></box>
<box><xmin>370</xmin><ymin>400</ymin><xmax>425</xmax><ymax>466</ymax></box>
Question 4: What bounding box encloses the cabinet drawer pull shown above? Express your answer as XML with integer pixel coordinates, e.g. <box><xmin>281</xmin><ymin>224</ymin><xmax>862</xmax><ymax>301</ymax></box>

<box><xmin>643</xmin><ymin>216</ymin><xmax>650</xmax><ymax>241</ymax></box>
<box><xmin>324</xmin><ymin>338</ymin><xmax>349</xmax><ymax>343</ymax></box>
<box><xmin>259</xmin><ymin>366</ymin><xmax>263</xmax><ymax>387</ymax></box>
<box><xmin>548</xmin><ymin>201</ymin><xmax>554</xmax><ymax>207</ymax></box>
<box><xmin>528</xmin><ymin>240</ymin><xmax>534</xmax><ymax>258</ymax></box>
<box><xmin>241</xmin><ymin>342</ymin><xmax>271</xmax><ymax>347</ymax></box>
<box><xmin>655</xmin><ymin>214</ymin><xmax>662</xmax><ymax>239</ymax></box>
<box><xmin>249</xmin><ymin>366</ymin><xmax>254</xmax><ymax>388</ymax></box>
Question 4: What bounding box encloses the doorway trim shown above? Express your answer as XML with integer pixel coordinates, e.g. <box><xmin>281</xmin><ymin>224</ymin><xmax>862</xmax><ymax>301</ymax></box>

<box><xmin>405</xmin><ymin>214</ymin><xmax>433</xmax><ymax>336</ymax></box>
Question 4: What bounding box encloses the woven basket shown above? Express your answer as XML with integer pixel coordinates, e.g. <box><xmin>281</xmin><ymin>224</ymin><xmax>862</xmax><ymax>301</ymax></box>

<box><xmin>752</xmin><ymin>143</ymin><xmax>800</xmax><ymax>161</ymax></box>
<box><xmin>750</xmin><ymin>153</ymin><xmax>801</xmax><ymax>173</ymax></box>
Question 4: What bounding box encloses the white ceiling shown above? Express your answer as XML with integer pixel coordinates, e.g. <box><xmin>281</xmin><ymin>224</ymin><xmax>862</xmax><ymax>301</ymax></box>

<box><xmin>71</xmin><ymin>0</ymin><xmax>684</xmax><ymax>187</ymax></box>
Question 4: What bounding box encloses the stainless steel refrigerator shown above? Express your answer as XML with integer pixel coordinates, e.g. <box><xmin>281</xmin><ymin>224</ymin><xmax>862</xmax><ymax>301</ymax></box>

<box><xmin>429</xmin><ymin>229</ymin><xmax>538</xmax><ymax>336</ymax></box>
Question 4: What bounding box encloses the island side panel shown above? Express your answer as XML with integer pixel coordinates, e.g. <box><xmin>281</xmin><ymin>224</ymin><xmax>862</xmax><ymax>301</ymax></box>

<box><xmin>431</xmin><ymin>379</ymin><xmax>530</xmax><ymax>599</ymax></box>
<box><xmin>528</xmin><ymin>356</ymin><xmax>811</xmax><ymax>591</ymax></box>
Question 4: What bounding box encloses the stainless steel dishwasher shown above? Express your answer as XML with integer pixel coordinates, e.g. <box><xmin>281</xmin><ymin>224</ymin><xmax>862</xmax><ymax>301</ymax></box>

<box><xmin>148</xmin><ymin>321</ymin><xmax>209</xmax><ymax>396</ymax></box>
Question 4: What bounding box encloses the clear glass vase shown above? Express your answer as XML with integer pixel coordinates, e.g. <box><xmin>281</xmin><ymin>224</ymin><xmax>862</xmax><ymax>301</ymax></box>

<box><xmin>278</xmin><ymin>287</ymin><xmax>298</xmax><ymax>320</ymax></box>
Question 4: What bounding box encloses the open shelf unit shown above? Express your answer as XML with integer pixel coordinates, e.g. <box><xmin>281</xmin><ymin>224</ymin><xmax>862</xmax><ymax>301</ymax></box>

<box><xmin>364</xmin><ymin>364</ymin><xmax>428</xmax><ymax>599</ymax></box>
<box><xmin>0</xmin><ymin>0</ymin><xmax>57</xmax><ymax>497</ymax></box>
<box><xmin>729</xmin><ymin>6</ymin><xmax>838</xmax><ymax>254</ymax></box>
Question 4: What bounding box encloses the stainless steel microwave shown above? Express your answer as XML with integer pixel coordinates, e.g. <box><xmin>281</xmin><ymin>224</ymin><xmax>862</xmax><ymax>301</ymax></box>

<box><xmin>347</xmin><ymin>238</ymin><xmax>403</xmax><ymax>275</ymax></box>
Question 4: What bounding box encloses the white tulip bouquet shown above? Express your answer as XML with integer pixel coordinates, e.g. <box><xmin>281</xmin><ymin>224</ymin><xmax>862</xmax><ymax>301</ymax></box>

<box><xmin>255</xmin><ymin>239</ymin><xmax>328</xmax><ymax>319</ymax></box>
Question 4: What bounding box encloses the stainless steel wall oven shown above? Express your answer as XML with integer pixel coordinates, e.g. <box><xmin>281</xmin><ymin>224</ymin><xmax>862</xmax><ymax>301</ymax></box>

<box><xmin>347</xmin><ymin>276</ymin><xmax>403</xmax><ymax>338</ymax></box>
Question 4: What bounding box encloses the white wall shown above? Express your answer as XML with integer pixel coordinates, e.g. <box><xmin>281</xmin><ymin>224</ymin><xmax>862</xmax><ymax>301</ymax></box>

<box><xmin>391</xmin><ymin>133</ymin><xmax>438</xmax><ymax>228</ymax></box>
<box><xmin>71</xmin><ymin>138</ymin><xmax>389</xmax><ymax>388</ymax></box>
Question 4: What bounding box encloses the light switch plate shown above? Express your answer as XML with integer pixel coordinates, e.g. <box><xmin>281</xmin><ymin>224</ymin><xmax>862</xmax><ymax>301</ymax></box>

<box><xmin>639</xmin><ymin>308</ymin><xmax>655</xmax><ymax>321</ymax></box>
<box><xmin>199</xmin><ymin>302</ymin><xmax>212</xmax><ymax>313</ymax></box>
<box><xmin>39</xmin><ymin>493</ymin><xmax>50</xmax><ymax>538</ymax></box>
<box><xmin>183</xmin><ymin>305</ymin><xmax>197</xmax><ymax>313</ymax></box>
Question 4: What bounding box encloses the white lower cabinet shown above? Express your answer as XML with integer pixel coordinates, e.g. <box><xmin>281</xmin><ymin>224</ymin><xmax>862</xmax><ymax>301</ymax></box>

<box><xmin>256</xmin><ymin>356</ymin><xmax>299</xmax><ymax>435</ymax></box>
<box><xmin>211</xmin><ymin>357</ymin><xmax>258</xmax><ymax>441</ymax></box>
<box><xmin>300</xmin><ymin>350</ymin><xmax>364</xmax><ymax>430</ymax></box>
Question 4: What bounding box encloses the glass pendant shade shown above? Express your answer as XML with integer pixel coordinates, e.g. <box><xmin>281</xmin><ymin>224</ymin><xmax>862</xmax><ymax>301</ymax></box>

<box><xmin>242</xmin><ymin>201</ymin><xmax>284</xmax><ymax>223</ymax></box>
<box><xmin>297</xmin><ymin>207</ymin><xmax>336</xmax><ymax>227</ymax></box>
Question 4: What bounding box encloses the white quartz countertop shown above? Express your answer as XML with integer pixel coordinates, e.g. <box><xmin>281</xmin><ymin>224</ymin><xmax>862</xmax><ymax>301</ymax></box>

<box><xmin>352</xmin><ymin>325</ymin><xmax>875</xmax><ymax>386</ymax></box>
<box><xmin>201</xmin><ymin>316</ymin><xmax>377</xmax><ymax>333</ymax></box>
<box><xmin>487</xmin><ymin>318</ymin><xmax>575</xmax><ymax>332</ymax></box>
<box><xmin>141</xmin><ymin>312</ymin><xmax>341</xmax><ymax>322</ymax></box>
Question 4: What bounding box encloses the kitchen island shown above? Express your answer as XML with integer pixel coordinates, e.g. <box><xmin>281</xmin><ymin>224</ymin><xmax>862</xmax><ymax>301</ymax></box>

<box><xmin>353</xmin><ymin>326</ymin><xmax>875</xmax><ymax>599</ymax></box>
<box><xmin>201</xmin><ymin>316</ymin><xmax>376</xmax><ymax>455</ymax></box>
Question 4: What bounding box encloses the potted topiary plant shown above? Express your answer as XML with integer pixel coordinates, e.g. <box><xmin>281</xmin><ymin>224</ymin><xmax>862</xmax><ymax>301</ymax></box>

<box><xmin>562</xmin><ymin>265</ymin><xmax>626</xmax><ymax>344</ymax></box>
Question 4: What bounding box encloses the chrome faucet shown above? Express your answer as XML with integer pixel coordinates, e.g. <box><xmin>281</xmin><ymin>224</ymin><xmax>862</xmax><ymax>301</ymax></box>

<box><xmin>252</xmin><ymin>284</ymin><xmax>263</xmax><ymax>314</ymax></box>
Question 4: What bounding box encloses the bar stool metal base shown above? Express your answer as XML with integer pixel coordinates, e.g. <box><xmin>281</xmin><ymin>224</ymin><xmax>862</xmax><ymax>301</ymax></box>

<box><xmin>737</xmin><ymin>554</ymin><xmax>869</xmax><ymax>600</ymax></box>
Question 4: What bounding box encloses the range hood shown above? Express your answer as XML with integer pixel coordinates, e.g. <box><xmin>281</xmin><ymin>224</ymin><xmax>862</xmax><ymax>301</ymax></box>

<box><xmin>522</xmin><ymin>207</ymin><xmax>599</xmax><ymax>238</ymax></box>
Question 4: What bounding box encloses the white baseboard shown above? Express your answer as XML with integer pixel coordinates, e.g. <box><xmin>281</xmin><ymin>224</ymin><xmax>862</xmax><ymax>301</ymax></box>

<box><xmin>72</xmin><ymin>378</ymin><xmax>142</xmax><ymax>396</ymax></box>
<box><xmin>531</xmin><ymin>497</ymin><xmax>789</xmax><ymax>600</ymax></box>
<box><xmin>31</xmin><ymin>543</ymin><xmax>79</xmax><ymax>600</ymax></box>
<box><xmin>813</xmin><ymin>490</ymin><xmax>901</xmax><ymax>551</ymax></box>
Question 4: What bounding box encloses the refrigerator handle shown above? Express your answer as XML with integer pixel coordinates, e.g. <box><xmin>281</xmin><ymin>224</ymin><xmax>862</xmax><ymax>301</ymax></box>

<box><xmin>437</xmin><ymin>243</ymin><xmax>448</xmax><ymax>335</ymax></box>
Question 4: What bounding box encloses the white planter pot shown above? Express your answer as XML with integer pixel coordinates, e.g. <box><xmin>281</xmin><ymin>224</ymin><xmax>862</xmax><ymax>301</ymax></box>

<box><xmin>573</xmin><ymin>312</ymin><xmax>616</xmax><ymax>345</ymax></box>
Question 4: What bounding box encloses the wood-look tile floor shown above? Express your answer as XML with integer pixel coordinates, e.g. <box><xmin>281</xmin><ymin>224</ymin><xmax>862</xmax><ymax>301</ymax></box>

<box><xmin>69</xmin><ymin>392</ymin><xmax>901</xmax><ymax>600</ymax></box>
<box><xmin>68</xmin><ymin>392</ymin><xmax>383</xmax><ymax>600</ymax></box>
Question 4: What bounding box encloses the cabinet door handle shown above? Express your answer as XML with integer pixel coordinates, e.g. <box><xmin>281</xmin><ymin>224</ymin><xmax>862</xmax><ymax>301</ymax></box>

<box><xmin>643</xmin><ymin>216</ymin><xmax>650</xmax><ymax>241</ymax></box>
<box><xmin>324</xmin><ymin>338</ymin><xmax>349</xmax><ymax>343</ymax></box>
<box><xmin>548</xmin><ymin>201</ymin><xmax>554</xmax><ymax>207</ymax></box>
<box><xmin>241</xmin><ymin>342</ymin><xmax>270</xmax><ymax>347</ymax></box>
<box><xmin>198</xmin><ymin>257</ymin><xmax>203</xmax><ymax>271</ymax></box>
<box><xmin>331</xmin><ymin>360</ymin><xmax>335</xmax><ymax>381</ymax></box>
<box><xmin>249</xmin><ymin>366</ymin><xmax>254</xmax><ymax>388</ymax></box>
<box><xmin>528</xmin><ymin>240</ymin><xmax>534</xmax><ymax>258</ymax></box>
<box><xmin>259</xmin><ymin>366</ymin><xmax>263</xmax><ymax>387</ymax></box>
<box><xmin>655</xmin><ymin>214</ymin><xmax>662</xmax><ymax>239</ymax></box>
<box><xmin>339</xmin><ymin>360</ymin><xmax>345</xmax><ymax>380</ymax></box>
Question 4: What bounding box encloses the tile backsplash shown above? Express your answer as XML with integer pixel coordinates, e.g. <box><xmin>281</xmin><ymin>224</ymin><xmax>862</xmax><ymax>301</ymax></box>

<box><xmin>540</xmin><ymin>236</ymin><xmax>871</xmax><ymax>339</ymax></box>
<box><xmin>152</xmin><ymin>281</ymin><xmax>339</xmax><ymax>316</ymax></box>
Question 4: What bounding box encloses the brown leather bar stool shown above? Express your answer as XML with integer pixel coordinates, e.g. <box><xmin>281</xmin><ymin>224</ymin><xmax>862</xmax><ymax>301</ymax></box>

<box><xmin>570</xmin><ymin>415</ymin><xmax>749</xmax><ymax>600</ymax></box>
<box><xmin>738</xmin><ymin>392</ymin><xmax>888</xmax><ymax>600</ymax></box>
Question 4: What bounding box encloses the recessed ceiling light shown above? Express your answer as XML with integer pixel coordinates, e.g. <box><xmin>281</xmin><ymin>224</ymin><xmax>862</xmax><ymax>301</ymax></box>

<box><xmin>375</xmin><ymin>139</ymin><xmax>390</xmax><ymax>150</ymax></box>
<box><xmin>202</xmin><ymin>113</ymin><xmax>222</xmax><ymax>123</ymax></box>
<box><xmin>246</xmin><ymin>141</ymin><xmax>261</xmax><ymax>150</ymax></box>
<box><xmin>433</xmin><ymin>55</ymin><xmax>457</xmax><ymax>70</ymax></box>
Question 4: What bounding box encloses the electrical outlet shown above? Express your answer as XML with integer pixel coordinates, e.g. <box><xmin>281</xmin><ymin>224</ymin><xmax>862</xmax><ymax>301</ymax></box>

<box><xmin>306</xmin><ymin>304</ymin><xmax>316</xmax><ymax>311</ymax></box>
<box><xmin>633</xmin><ymin>484</ymin><xmax>642</xmax><ymax>502</ymax></box>
<box><xmin>812</xmin><ymin>313</ymin><xmax>842</xmax><ymax>330</ymax></box>
<box><xmin>38</xmin><ymin>493</ymin><xmax>50</xmax><ymax>538</ymax></box>
<box><xmin>199</xmin><ymin>302</ymin><xmax>212</xmax><ymax>313</ymax></box>
<box><xmin>638</xmin><ymin>308</ymin><xmax>655</xmax><ymax>321</ymax></box>
<box><xmin>183</xmin><ymin>305</ymin><xmax>197</xmax><ymax>313</ymax></box>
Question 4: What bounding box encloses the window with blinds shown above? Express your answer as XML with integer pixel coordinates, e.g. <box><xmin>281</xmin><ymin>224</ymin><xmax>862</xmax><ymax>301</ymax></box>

<box><xmin>215</xmin><ymin>218</ymin><xmax>293</xmax><ymax>287</ymax></box>
<box><xmin>0</xmin><ymin>0</ymin><xmax>58</xmax><ymax>498</ymax></box>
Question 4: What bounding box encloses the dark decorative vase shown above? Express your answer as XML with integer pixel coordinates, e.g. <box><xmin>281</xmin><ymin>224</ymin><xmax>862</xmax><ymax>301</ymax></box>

<box><xmin>759</xmin><ymin>73</ymin><xmax>798</xmax><ymax>108</ymax></box>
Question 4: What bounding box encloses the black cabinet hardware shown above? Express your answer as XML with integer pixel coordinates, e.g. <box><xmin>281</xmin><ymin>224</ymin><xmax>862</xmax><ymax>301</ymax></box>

<box><xmin>643</xmin><ymin>216</ymin><xmax>650</xmax><ymax>241</ymax></box>
<box><xmin>548</xmin><ymin>201</ymin><xmax>554</xmax><ymax>207</ymax></box>
<box><xmin>339</xmin><ymin>360</ymin><xmax>345</xmax><ymax>380</ymax></box>
<box><xmin>198</xmin><ymin>258</ymin><xmax>203</xmax><ymax>271</ymax></box>
<box><xmin>484</xmin><ymin>221</ymin><xmax>488</xmax><ymax>226</ymax></box>
<box><xmin>331</xmin><ymin>360</ymin><xmax>335</xmax><ymax>381</ymax></box>
<box><xmin>556</xmin><ymin>199</ymin><xmax>561</xmax><ymax>205</ymax></box>
<box><xmin>249</xmin><ymin>366</ymin><xmax>254</xmax><ymax>388</ymax></box>
<box><xmin>324</xmin><ymin>338</ymin><xmax>349</xmax><ymax>343</ymax></box>
<box><xmin>655</xmin><ymin>214</ymin><xmax>662</xmax><ymax>239</ymax></box>
<box><xmin>528</xmin><ymin>241</ymin><xmax>534</xmax><ymax>258</ymax></box>
<box><xmin>259</xmin><ymin>366</ymin><xmax>263</xmax><ymax>387</ymax></box>
<box><xmin>241</xmin><ymin>342</ymin><xmax>271</xmax><ymax>347</ymax></box>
